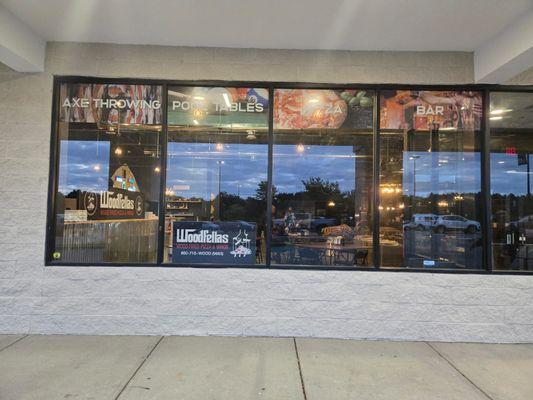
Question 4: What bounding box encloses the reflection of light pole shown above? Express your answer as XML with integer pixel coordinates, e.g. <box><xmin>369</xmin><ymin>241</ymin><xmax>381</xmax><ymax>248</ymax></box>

<box><xmin>217</xmin><ymin>160</ymin><xmax>224</xmax><ymax>219</ymax></box>
<box><xmin>409</xmin><ymin>155</ymin><xmax>420</xmax><ymax>210</ymax></box>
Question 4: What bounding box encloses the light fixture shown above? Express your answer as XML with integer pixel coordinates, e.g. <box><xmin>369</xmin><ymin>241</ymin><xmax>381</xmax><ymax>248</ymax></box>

<box><xmin>222</xmin><ymin>93</ymin><xmax>232</xmax><ymax>108</ymax></box>
<box><xmin>296</xmin><ymin>144</ymin><xmax>305</xmax><ymax>153</ymax></box>
<box><xmin>308</xmin><ymin>98</ymin><xmax>319</xmax><ymax>103</ymax></box>
<box><xmin>327</xmin><ymin>201</ymin><xmax>335</xmax><ymax>207</ymax></box>
<box><xmin>193</xmin><ymin>96</ymin><xmax>205</xmax><ymax>100</ymax></box>
<box><xmin>490</xmin><ymin>108</ymin><xmax>511</xmax><ymax>115</ymax></box>
<box><xmin>93</xmin><ymin>164</ymin><xmax>101</xmax><ymax>171</ymax></box>
<box><xmin>154</xmin><ymin>166</ymin><xmax>161</xmax><ymax>173</ymax></box>
<box><xmin>246</xmin><ymin>130</ymin><xmax>257</xmax><ymax>140</ymax></box>
<box><xmin>114</xmin><ymin>147</ymin><xmax>123</xmax><ymax>155</ymax></box>
<box><xmin>312</xmin><ymin>109</ymin><xmax>324</xmax><ymax>120</ymax></box>
<box><xmin>498</xmin><ymin>161</ymin><xmax>505</xmax><ymax>164</ymax></box>
<box><xmin>215</xmin><ymin>143</ymin><xmax>224</xmax><ymax>152</ymax></box>
<box><xmin>193</xmin><ymin>119</ymin><xmax>199</xmax><ymax>125</ymax></box>
<box><xmin>192</xmin><ymin>108</ymin><xmax>204</xmax><ymax>119</ymax></box>
<box><xmin>490</xmin><ymin>116</ymin><xmax>503</xmax><ymax>121</ymax></box>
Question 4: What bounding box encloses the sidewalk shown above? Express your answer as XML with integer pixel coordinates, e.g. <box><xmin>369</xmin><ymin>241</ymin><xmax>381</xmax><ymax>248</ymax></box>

<box><xmin>0</xmin><ymin>335</ymin><xmax>532</xmax><ymax>400</ymax></box>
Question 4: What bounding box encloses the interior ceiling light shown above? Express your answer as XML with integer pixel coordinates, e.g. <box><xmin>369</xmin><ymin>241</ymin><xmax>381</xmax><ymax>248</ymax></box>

<box><xmin>215</xmin><ymin>143</ymin><xmax>224</xmax><ymax>152</ymax></box>
<box><xmin>246</xmin><ymin>130</ymin><xmax>257</xmax><ymax>140</ymax></box>
<box><xmin>296</xmin><ymin>144</ymin><xmax>305</xmax><ymax>153</ymax></box>
<box><xmin>490</xmin><ymin>116</ymin><xmax>503</xmax><ymax>121</ymax></box>
<box><xmin>114</xmin><ymin>147</ymin><xmax>123</xmax><ymax>155</ymax></box>
<box><xmin>192</xmin><ymin>109</ymin><xmax>204</xmax><ymax>119</ymax></box>
<box><xmin>490</xmin><ymin>109</ymin><xmax>512</xmax><ymax>115</ymax></box>
<box><xmin>222</xmin><ymin>93</ymin><xmax>232</xmax><ymax>108</ymax></box>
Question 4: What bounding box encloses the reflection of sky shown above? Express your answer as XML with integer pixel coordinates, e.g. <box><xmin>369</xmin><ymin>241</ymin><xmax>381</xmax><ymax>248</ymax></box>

<box><xmin>58</xmin><ymin>140</ymin><xmax>110</xmax><ymax>194</ymax></box>
<box><xmin>274</xmin><ymin>145</ymin><xmax>357</xmax><ymax>193</ymax></box>
<box><xmin>57</xmin><ymin>141</ymin><xmax>532</xmax><ymax>199</ymax></box>
<box><xmin>403</xmin><ymin>151</ymin><xmax>480</xmax><ymax>196</ymax></box>
<box><xmin>167</xmin><ymin>142</ymin><xmax>267</xmax><ymax>198</ymax></box>
<box><xmin>491</xmin><ymin>153</ymin><xmax>532</xmax><ymax>195</ymax></box>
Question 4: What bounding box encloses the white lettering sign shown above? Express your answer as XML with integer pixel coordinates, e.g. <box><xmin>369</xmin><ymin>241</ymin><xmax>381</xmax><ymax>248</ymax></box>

<box><xmin>416</xmin><ymin>105</ymin><xmax>444</xmax><ymax>116</ymax></box>
<box><xmin>62</xmin><ymin>98</ymin><xmax>161</xmax><ymax>109</ymax></box>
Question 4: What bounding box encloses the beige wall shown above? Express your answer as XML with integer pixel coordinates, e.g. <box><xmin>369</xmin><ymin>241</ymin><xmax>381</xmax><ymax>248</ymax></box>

<box><xmin>46</xmin><ymin>42</ymin><xmax>474</xmax><ymax>83</ymax></box>
<box><xmin>2</xmin><ymin>43</ymin><xmax>533</xmax><ymax>341</ymax></box>
<box><xmin>506</xmin><ymin>66</ymin><xmax>533</xmax><ymax>85</ymax></box>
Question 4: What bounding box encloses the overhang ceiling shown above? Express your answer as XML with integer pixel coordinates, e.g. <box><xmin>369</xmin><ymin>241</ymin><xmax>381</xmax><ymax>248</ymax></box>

<box><xmin>1</xmin><ymin>0</ymin><xmax>531</xmax><ymax>51</ymax></box>
<box><xmin>1</xmin><ymin>0</ymin><xmax>533</xmax><ymax>82</ymax></box>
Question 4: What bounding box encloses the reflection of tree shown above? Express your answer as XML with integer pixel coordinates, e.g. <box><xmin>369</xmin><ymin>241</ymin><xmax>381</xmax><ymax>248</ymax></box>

<box><xmin>301</xmin><ymin>177</ymin><xmax>341</xmax><ymax>198</ymax></box>
<box><xmin>255</xmin><ymin>180</ymin><xmax>277</xmax><ymax>201</ymax></box>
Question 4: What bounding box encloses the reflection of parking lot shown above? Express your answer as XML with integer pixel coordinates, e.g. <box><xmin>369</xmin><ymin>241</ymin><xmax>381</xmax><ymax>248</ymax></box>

<box><xmin>404</xmin><ymin>214</ymin><xmax>480</xmax><ymax>234</ymax></box>
<box><xmin>404</xmin><ymin>230</ymin><xmax>483</xmax><ymax>269</ymax></box>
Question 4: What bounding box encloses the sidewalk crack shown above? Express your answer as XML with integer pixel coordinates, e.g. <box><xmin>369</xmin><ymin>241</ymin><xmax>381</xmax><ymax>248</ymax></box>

<box><xmin>0</xmin><ymin>334</ymin><xmax>29</xmax><ymax>353</ymax></box>
<box><xmin>115</xmin><ymin>336</ymin><xmax>164</xmax><ymax>400</ymax></box>
<box><xmin>293</xmin><ymin>338</ymin><xmax>308</xmax><ymax>400</ymax></box>
<box><xmin>426</xmin><ymin>342</ymin><xmax>495</xmax><ymax>400</ymax></box>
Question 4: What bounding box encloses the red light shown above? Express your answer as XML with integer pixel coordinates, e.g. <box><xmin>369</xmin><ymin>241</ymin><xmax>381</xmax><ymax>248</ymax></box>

<box><xmin>505</xmin><ymin>147</ymin><xmax>517</xmax><ymax>155</ymax></box>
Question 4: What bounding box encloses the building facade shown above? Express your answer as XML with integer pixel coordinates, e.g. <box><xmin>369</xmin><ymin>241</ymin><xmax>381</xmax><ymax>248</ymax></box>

<box><xmin>1</xmin><ymin>43</ymin><xmax>533</xmax><ymax>342</ymax></box>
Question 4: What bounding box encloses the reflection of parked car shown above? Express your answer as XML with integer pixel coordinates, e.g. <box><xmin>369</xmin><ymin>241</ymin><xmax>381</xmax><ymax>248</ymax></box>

<box><xmin>506</xmin><ymin>215</ymin><xmax>533</xmax><ymax>241</ymax></box>
<box><xmin>310</xmin><ymin>217</ymin><xmax>338</xmax><ymax>232</ymax></box>
<box><xmin>403</xmin><ymin>214</ymin><xmax>437</xmax><ymax>231</ymax></box>
<box><xmin>507</xmin><ymin>215</ymin><xmax>533</xmax><ymax>230</ymax></box>
<box><xmin>434</xmin><ymin>215</ymin><xmax>480</xmax><ymax>234</ymax></box>
<box><xmin>282</xmin><ymin>212</ymin><xmax>338</xmax><ymax>233</ymax></box>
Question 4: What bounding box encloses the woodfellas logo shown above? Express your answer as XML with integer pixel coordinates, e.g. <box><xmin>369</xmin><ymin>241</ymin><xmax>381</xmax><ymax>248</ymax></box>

<box><xmin>81</xmin><ymin>189</ymin><xmax>145</xmax><ymax>220</ymax></box>
<box><xmin>175</xmin><ymin>229</ymin><xmax>229</xmax><ymax>244</ymax></box>
<box><xmin>83</xmin><ymin>192</ymin><xmax>98</xmax><ymax>217</ymax></box>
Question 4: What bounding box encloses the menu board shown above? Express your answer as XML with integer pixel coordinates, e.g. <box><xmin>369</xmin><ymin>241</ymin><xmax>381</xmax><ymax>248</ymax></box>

<box><xmin>172</xmin><ymin>221</ymin><xmax>256</xmax><ymax>264</ymax></box>
<box><xmin>59</xmin><ymin>83</ymin><xmax>162</xmax><ymax>124</ymax></box>
<box><xmin>380</xmin><ymin>90</ymin><xmax>482</xmax><ymax>131</ymax></box>
<box><xmin>273</xmin><ymin>89</ymin><xmax>373</xmax><ymax>130</ymax></box>
<box><xmin>167</xmin><ymin>86</ymin><xmax>268</xmax><ymax>129</ymax></box>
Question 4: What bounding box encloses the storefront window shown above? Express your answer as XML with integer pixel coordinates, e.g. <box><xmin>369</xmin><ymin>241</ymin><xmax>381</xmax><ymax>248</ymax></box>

<box><xmin>272</xmin><ymin>89</ymin><xmax>374</xmax><ymax>267</ymax></box>
<box><xmin>164</xmin><ymin>86</ymin><xmax>269</xmax><ymax>265</ymax></box>
<box><xmin>490</xmin><ymin>92</ymin><xmax>533</xmax><ymax>271</ymax></box>
<box><xmin>52</xmin><ymin>83</ymin><xmax>163</xmax><ymax>263</ymax></box>
<box><xmin>47</xmin><ymin>79</ymin><xmax>533</xmax><ymax>274</ymax></box>
<box><xmin>379</xmin><ymin>90</ymin><xmax>483</xmax><ymax>269</ymax></box>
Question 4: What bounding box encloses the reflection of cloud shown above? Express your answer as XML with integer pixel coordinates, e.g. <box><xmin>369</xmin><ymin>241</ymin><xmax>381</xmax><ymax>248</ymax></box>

<box><xmin>273</xmin><ymin>145</ymin><xmax>358</xmax><ymax>193</ymax></box>
<box><xmin>403</xmin><ymin>151</ymin><xmax>481</xmax><ymax>196</ymax></box>
<box><xmin>58</xmin><ymin>140</ymin><xmax>110</xmax><ymax>194</ymax></box>
<box><xmin>491</xmin><ymin>153</ymin><xmax>532</xmax><ymax>195</ymax></box>
<box><xmin>167</xmin><ymin>142</ymin><xmax>267</xmax><ymax>198</ymax></box>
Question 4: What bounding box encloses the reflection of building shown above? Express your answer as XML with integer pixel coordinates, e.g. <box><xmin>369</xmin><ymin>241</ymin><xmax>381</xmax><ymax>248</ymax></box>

<box><xmin>111</xmin><ymin>164</ymin><xmax>139</xmax><ymax>192</ymax></box>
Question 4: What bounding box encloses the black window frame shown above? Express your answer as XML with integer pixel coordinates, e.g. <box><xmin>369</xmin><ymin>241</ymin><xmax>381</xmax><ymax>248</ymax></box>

<box><xmin>45</xmin><ymin>76</ymin><xmax>533</xmax><ymax>275</ymax></box>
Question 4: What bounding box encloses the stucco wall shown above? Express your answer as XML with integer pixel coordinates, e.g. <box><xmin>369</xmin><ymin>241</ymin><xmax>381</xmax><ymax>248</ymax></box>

<box><xmin>506</xmin><ymin>66</ymin><xmax>533</xmax><ymax>85</ymax></box>
<box><xmin>1</xmin><ymin>42</ymin><xmax>533</xmax><ymax>342</ymax></box>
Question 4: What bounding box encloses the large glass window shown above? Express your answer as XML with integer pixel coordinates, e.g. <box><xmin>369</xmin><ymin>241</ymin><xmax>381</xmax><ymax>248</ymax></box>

<box><xmin>164</xmin><ymin>86</ymin><xmax>269</xmax><ymax>265</ymax></box>
<box><xmin>52</xmin><ymin>83</ymin><xmax>163</xmax><ymax>263</ymax></box>
<box><xmin>271</xmin><ymin>89</ymin><xmax>374</xmax><ymax>267</ymax></box>
<box><xmin>379</xmin><ymin>90</ymin><xmax>483</xmax><ymax>269</ymax></box>
<box><xmin>48</xmin><ymin>79</ymin><xmax>533</xmax><ymax>274</ymax></box>
<box><xmin>490</xmin><ymin>92</ymin><xmax>533</xmax><ymax>271</ymax></box>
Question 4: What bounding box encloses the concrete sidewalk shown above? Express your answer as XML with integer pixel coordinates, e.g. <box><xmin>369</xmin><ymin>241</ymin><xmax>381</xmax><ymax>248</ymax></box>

<box><xmin>0</xmin><ymin>335</ymin><xmax>532</xmax><ymax>400</ymax></box>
